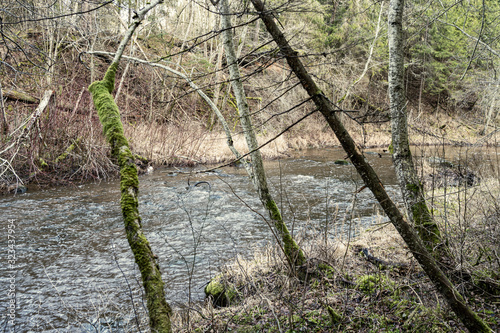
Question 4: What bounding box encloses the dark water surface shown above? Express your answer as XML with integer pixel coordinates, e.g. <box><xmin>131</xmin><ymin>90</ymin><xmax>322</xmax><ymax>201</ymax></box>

<box><xmin>1</xmin><ymin>146</ymin><xmax>496</xmax><ymax>331</ymax></box>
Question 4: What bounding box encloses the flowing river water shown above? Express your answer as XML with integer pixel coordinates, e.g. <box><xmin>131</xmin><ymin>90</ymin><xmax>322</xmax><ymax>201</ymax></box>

<box><xmin>0</xmin><ymin>146</ymin><xmax>497</xmax><ymax>331</ymax></box>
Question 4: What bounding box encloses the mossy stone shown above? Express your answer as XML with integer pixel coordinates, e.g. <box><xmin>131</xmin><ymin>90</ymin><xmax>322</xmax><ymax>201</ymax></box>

<box><xmin>204</xmin><ymin>275</ymin><xmax>237</xmax><ymax>307</ymax></box>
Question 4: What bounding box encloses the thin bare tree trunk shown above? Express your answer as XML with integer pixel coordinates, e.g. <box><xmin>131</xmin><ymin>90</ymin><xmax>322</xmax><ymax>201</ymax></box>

<box><xmin>219</xmin><ymin>0</ymin><xmax>305</xmax><ymax>267</ymax></box>
<box><xmin>343</xmin><ymin>0</ymin><xmax>384</xmax><ymax>99</ymax></box>
<box><xmin>481</xmin><ymin>84</ymin><xmax>498</xmax><ymax>135</ymax></box>
<box><xmin>115</xmin><ymin>37</ymin><xmax>136</xmax><ymax>102</ymax></box>
<box><xmin>249</xmin><ymin>0</ymin><xmax>492</xmax><ymax>331</ymax></box>
<box><xmin>0</xmin><ymin>83</ymin><xmax>9</xmax><ymax>134</ymax></box>
<box><xmin>211</xmin><ymin>44</ymin><xmax>225</xmax><ymax>127</ymax></box>
<box><xmin>388</xmin><ymin>0</ymin><xmax>442</xmax><ymax>252</ymax></box>
<box><xmin>87</xmin><ymin>1</ymin><xmax>172</xmax><ymax>332</ymax></box>
<box><xmin>27</xmin><ymin>90</ymin><xmax>52</xmax><ymax>129</ymax></box>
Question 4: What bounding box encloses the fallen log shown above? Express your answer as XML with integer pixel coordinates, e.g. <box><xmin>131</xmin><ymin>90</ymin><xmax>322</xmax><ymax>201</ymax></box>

<box><xmin>1</xmin><ymin>89</ymin><xmax>39</xmax><ymax>104</ymax></box>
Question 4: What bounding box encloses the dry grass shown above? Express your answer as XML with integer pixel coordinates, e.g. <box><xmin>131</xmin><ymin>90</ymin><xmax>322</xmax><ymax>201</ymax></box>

<box><xmin>174</xmin><ymin>220</ymin><xmax>499</xmax><ymax>332</ymax></box>
<box><xmin>124</xmin><ymin>103</ymin><xmax>499</xmax><ymax>171</ymax></box>
<box><xmin>125</xmin><ymin>121</ymin><xmax>293</xmax><ymax>165</ymax></box>
<box><xmin>427</xmin><ymin>177</ymin><xmax>500</xmax><ymax>280</ymax></box>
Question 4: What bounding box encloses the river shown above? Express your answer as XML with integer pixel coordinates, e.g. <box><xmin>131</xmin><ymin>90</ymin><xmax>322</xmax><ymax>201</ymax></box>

<box><xmin>1</xmin><ymin>146</ymin><xmax>496</xmax><ymax>331</ymax></box>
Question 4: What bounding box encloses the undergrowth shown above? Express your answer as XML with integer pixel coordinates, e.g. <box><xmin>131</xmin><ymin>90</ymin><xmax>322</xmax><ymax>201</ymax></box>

<box><xmin>176</xmin><ymin>221</ymin><xmax>499</xmax><ymax>332</ymax></box>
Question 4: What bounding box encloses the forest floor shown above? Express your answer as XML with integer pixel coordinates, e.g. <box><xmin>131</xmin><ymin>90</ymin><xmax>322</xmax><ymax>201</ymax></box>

<box><xmin>173</xmin><ymin>214</ymin><xmax>500</xmax><ymax>332</ymax></box>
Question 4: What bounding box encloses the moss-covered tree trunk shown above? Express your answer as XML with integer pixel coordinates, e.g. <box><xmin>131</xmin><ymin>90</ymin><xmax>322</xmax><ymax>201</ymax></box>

<box><xmin>1</xmin><ymin>88</ymin><xmax>39</xmax><ymax>104</ymax></box>
<box><xmin>388</xmin><ymin>0</ymin><xmax>442</xmax><ymax>253</ymax></box>
<box><xmin>219</xmin><ymin>0</ymin><xmax>305</xmax><ymax>267</ymax></box>
<box><xmin>249</xmin><ymin>0</ymin><xmax>492</xmax><ymax>331</ymax></box>
<box><xmin>88</xmin><ymin>1</ymin><xmax>172</xmax><ymax>332</ymax></box>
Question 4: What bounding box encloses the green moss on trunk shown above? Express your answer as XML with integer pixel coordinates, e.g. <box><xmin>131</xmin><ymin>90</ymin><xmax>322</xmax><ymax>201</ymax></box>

<box><xmin>89</xmin><ymin>63</ymin><xmax>172</xmax><ymax>333</ymax></box>
<box><xmin>266</xmin><ymin>199</ymin><xmax>306</xmax><ymax>267</ymax></box>
<box><xmin>411</xmin><ymin>201</ymin><xmax>442</xmax><ymax>248</ymax></box>
<box><xmin>88</xmin><ymin>63</ymin><xmax>128</xmax><ymax>158</ymax></box>
<box><xmin>406</xmin><ymin>182</ymin><xmax>442</xmax><ymax>253</ymax></box>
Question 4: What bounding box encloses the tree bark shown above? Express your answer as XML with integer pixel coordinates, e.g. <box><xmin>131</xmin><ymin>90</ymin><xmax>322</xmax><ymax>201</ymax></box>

<box><xmin>387</xmin><ymin>0</ymin><xmax>442</xmax><ymax>252</ymax></box>
<box><xmin>0</xmin><ymin>84</ymin><xmax>7</xmax><ymax>135</ymax></box>
<box><xmin>249</xmin><ymin>0</ymin><xmax>492</xmax><ymax>331</ymax></box>
<box><xmin>219</xmin><ymin>0</ymin><xmax>305</xmax><ymax>267</ymax></box>
<box><xmin>88</xmin><ymin>1</ymin><xmax>172</xmax><ymax>332</ymax></box>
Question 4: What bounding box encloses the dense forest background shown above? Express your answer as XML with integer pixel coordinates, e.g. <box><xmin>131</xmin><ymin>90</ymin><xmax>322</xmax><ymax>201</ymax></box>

<box><xmin>1</xmin><ymin>0</ymin><xmax>499</xmax><ymax>189</ymax></box>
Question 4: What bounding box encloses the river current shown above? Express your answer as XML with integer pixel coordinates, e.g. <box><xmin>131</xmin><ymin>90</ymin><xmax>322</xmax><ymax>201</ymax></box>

<box><xmin>3</xmin><ymin>146</ymin><xmax>494</xmax><ymax>331</ymax></box>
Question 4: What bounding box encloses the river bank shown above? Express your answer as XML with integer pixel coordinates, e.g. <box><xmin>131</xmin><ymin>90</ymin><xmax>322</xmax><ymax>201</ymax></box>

<box><xmin>1</xmin><ymin>23</ymin><xmax>499</xmax><ymax>196</ymax></box>
<box><xmin>126</xmin><ymin>108</ymin><xmax>500</xmax><ymax>165</ymax></box>
<box><xmin>1</xmin><ymin>106</ymin><xmax>498</xmax><ymax>195</ymax></box>
<box><xmin>168</xmin><ymin>142</ymin><xmax>500</xmax><ymax>332</ymax></box>
<box><xmin>175</xmin><ymin>216</ymin><xmax>500</xmax><ymax>332</ymax></box>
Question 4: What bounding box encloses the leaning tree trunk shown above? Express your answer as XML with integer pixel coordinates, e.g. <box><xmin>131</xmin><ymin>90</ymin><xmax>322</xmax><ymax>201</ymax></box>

<box><xmin>388</xmin><ymin>0</ymin><xmax>442</xmax><ymax>254</ymax></box>
<box><xmin>218</xmin><ymin>0</ymin><xmax>305</xmax><ymax>267</ymax></box>
<box><xmin>249</xmin><ymin>0</ymin><xmax>492</xmax><ymax>331</ymax></box>
<box><xmin>88</xmin><ymin>1</ymin><xmax>172</xmax><ymax>332</ymax></box>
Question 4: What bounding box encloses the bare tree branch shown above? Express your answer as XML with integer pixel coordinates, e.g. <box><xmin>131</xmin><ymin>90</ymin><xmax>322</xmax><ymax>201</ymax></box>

<box><xmin>439</xmin><ymin>20</ymin><xmax>500</xmax><ymax>58</ymax></box>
